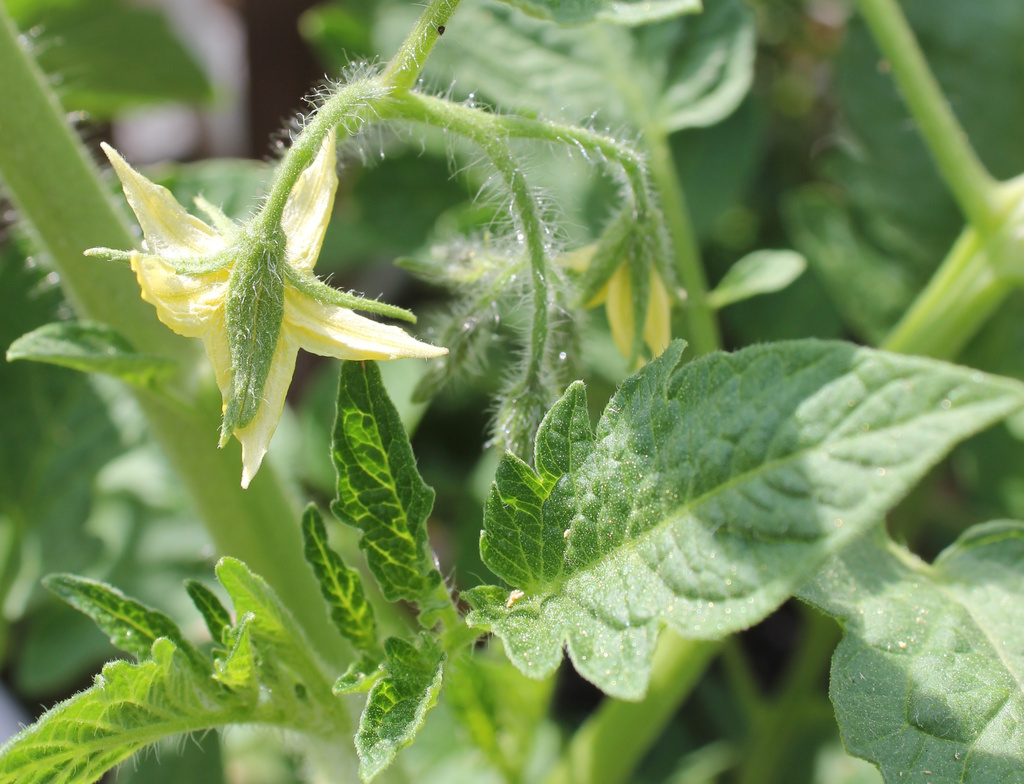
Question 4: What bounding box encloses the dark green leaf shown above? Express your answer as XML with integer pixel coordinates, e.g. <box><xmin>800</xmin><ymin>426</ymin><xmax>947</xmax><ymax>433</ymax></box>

<box><xmin>783</xmin><ymin>188</ymin><xmax>917</xmax><ymax>344</ymax></box>
<box><xmin>43</xmin><ymin>574</ymin><xmax>207</xmax><ymax>673</ymax></box>
<box><xmin>466</xmin><ymin>340</ymin><xmax>1024</xmax><ymax>699</ymax></box>
<box><xmin>331</xmin><ymin>360</ymin><xmax>442</xmax><ymax>604</ymax></box>
<box><xmin>185</xmin><ymin>579</ymin><xmax>232</xmax><ymax>647</ymax></box>
<box><xmin>301</xmin><ymin>505</ymin><xmax>379</xmax><ymax>654</ymax></box>
<box><xmin>356</xmin><ymin>636</ymin><xmax>445</xmax><ymax>782</ymax></box>
<box><xmin>7</xmin><ymin>321</ymin><xmax>177</xmax><ymax>387</ymax></box>
<box><xmin>801</xmin><ymin>523</ymin><xmax>1024</xmax><ymax>781</ymax></box>
<box><xmin>12</xmin><ymin>0</ymin><xmax>212</xmax><ymax>118</ymax></box>
<box><xmin>706</xmin><ymin>250</ymin><xmax>806</xmax><ymax>310</ymax></box>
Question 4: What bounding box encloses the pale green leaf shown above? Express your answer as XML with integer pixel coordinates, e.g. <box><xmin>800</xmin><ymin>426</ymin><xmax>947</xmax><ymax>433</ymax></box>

<box><xmin>494</xmin><ymin>0</ymin><xmax>700</xmax><ymax>27</ymax></box>
<box><xmin>356</xmin><ymin>636</ymin><xmax>445</xmax><ymax>782</ymax></box>
<box><xmin>706</xmin><ymin>250</ymin><xmax>806</xmax><ymax>310</ymax></box>
<box><xmin>213</xmin><ymin>557</ymin><xmax>345</xmax><ymax>735</ymax></box>
<box><xmin>0</xmin><ymin>638</ymin><xmax>247</xmax><ymax>784</ymax></box>
<box><xmin>654</xmin><ymin>0</ymin><xmax>755</xmax><ymax>132</ymax></box>
<box><xmin>6</xmin><ymin>321</ymin><xmax>177</xmax><ymax>387</ymax></box>
<box><xmin>331</xmin><ymin>360</ymin><xmax>442</xmax><ymax>605</ymax></box>
<box><xmin>800</xmin><ymin>523</ymin><xmax>1024</xmax><ymax>782</ymax></box>
<box><xmin>301</xmin><ymin>504</ymin><xmax>379</xmax><ymax>654</ymax></box>
<box><xmin>466</xmin><ymin>340</ymin><xmax>1024</xmax><ymax>699</ymax></box>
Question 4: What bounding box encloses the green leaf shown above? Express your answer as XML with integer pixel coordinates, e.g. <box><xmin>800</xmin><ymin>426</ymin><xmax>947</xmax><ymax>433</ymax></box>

<box><xmin>466</xmin><ymin>340</ymin><xmax>1024</xmax><ymax>699</ymax></box>
<box><xmin>492</xmin><ymin>0</ymin><xmax>699</xmax><ymax>26</ymax></box>
<box><xmin>389</xmin><ymin>0</ymin><xmax>751</xmax><ymax>132</ymax></box>
<box><xmin>331</xmin><ymin>360</ymin><xmax>442</xmax><ymax>604</ymax></box>
<box><xmin>10</xmin><ymin>0</ymin><xmax>212</xmax><ymax>118</ymax></box>
<box><xmin>800</xmin><ymin>523</ymin><xmax>1024</xmax><ymax>782</ymax></box>
<box><xmin>43</xmin><ymin>574</ymin><xmax>208</xmax><ymax>673</ymax></box>
<box><xmin>356</xmin><ymin>636</ymin><xmax>445</xmax><ymax>782</ymax></box>
<box><xmin>334</xmin><ymin>658</ymin><xmax>384</xmax><ymax>695</ymax></box>
<box><xmin>213</xmin><ymin>612</ymin><xmax>259</xmax><ymax>698</ymax></box>
<box><xmin>783</xmin><ymin>188</ymin><xmax>918</xmax><ymax>344</ymax></box>
<box><xmin>706</xmin><ymin>250</ymin><xmax>806</xmax><ymax>310</ymax></box>
<box><xmin>653</xmin><ymin>0</ymin><xmax>755</xmax><ymax>133</ymax></box>
<box><xmin>444</xmin><ymin>649</ymin><xmax>554</xmax><ymax>780</ymax></box>
<box><xmin>6</xmin><ymin>321</ymin><xmax>177</xmax><ymax>387</ymax></box>
<box><xmin>185</xmin><ymin>578</ymin><xmax>232</xmax><ymax>647</ymax></box>
<box><xmin>301</xmin><ymin>504</ymin><xmax>379</xmax><ymax>653</ymax></box>
<box><xmin>0</xmin><ymin>637</ymin><xmax>246</xmax><ymax>784</ymax></box>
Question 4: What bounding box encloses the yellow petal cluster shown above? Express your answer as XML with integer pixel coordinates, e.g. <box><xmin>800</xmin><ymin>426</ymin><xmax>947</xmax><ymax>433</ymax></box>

<box><xmin>100</xmin><ymin>135</ymin><xmax>446</xmax><ymax>488</ymax></box>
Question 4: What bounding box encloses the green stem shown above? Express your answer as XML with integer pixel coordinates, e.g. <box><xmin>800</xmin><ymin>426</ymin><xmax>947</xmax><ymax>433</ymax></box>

<box><xmin>380</xmin><ymin>0</ymin><xmax>462</xmax><ymax>92</ymax></box>
<box><xmin>882</xmin><ymin>177</ymin><xmax>1024</xmax><ymax>358</ymax></box>
<box><xmin>881</xmin><ymin>225</ymin><xmax>1008</xmax><ymax>359</ymax></box>
<box><xmin>734</xmin><ymin>607</ymin><xmax>839</xmax><ymax>784</ymax></box>
<box><xmin>392</xmin><ymin>92</ymin><xmax>552</xmax><ymax>385</ymax></box>
<box><xmin>645</xmin><ymin>127</ymin><xmax>721</xmax><ymax>355</ymax></box>
<box><xmin>856</xmin><ymin>0</ymin><xmax>1001</xmax><ymax>232</ymax></box>
<box><xmin>0</xmin><ymin>6</ymin><xmax>339</xmax><ymax>662</ymax></box>
<box><xmin>543</xmin><ymin>634</ymin><xmax>720</xmax><ymax>784</ymax></box>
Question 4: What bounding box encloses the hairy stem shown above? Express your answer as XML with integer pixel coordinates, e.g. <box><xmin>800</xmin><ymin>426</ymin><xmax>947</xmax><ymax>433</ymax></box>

<box><xmin>0</xmin><ymin>6</ymin><xmax>339</xmax><ymax>662</ymax></box>
<box><xmin>391</xmin><ymin>92</ymin><xmax>553</xmax><ymax>394</ymax></box>
<box><xmin>381</xmin><ymin>0</ymin><xmax>462</xmax><ymax>92</ymax></box>
<box><xmin>856</xmin><ymin>0</ymin><xmax>1000</xmax><ymax>232</ymax></box>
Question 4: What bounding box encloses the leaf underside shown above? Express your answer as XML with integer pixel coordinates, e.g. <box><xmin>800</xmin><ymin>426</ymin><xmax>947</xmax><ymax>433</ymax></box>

<box><xmin>465</xmin><ymin>340</ymin><xmax>1024</xmax><ymax>699</ymax></box>
<box><xmin>801</xmin><ymin>523</ymin><xmax>1024</xmax><ymax>782</ymax></box>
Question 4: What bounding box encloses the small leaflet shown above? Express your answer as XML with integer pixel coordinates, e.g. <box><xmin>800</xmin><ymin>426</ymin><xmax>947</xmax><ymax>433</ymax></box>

<box><xmin>301</xmin><ymin>504</ymin><xmax>379</xmax><ymax>654</ymax></box>
<box><xmin>356</xmin><ymin>636</ymin><xmax>445</xmax><ymax>782</ymax></box>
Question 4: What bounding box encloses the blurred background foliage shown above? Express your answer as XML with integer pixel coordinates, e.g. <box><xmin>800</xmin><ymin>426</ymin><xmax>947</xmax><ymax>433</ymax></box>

<box><xmin>1</xmin><ymin>0</ymin><xmax>1022</xmax><ymax>781</ymax></box>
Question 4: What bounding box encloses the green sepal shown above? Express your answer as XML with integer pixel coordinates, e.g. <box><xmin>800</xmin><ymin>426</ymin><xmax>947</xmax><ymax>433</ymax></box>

<box><xmin>222</xmin><ymin>226</ymin><xmax>287</xmax><ymax>440</ymax></box>
<box><xmin>800</xmin><ymin>523</ymin><xmax>1024</xmax><ymax>782</ymax></box>
<box><xmin>6</xmin><ymin>320</ymin><xmax>177</xmax><ymax>388</ymax></box>
<box><xmin>185</xmin><ymin>578</ymin><xmax>232</xmax><ymax>647</ymax></box>
<box><xmin>44</xmin><ymin>574</ymin><xmax>208</xmax><ymax>674</ymax></box>
<box><xmin>466</xmin><ymin>340</ymin><xmax>1024</xmax><ymax>699</ymax></box>
<box><xmin>577</xmin><ymin>208</ymin><xmax>634</xmax><ymax>306</ymax></box>
<box><xmin>83</xmin><ymin>247</ymin><xmax>134</xmax><ymax>263</ymax></box>
<box><xmin>301</xmin><ymin>504</ymin><xmax>379</xmax><ymax>654</ymax></box>
<box><xmin>356</xmin><ymin>636</ymin><xmax>445</xmax><ymax>782</ymax></box>
<box><xmin>334</xmin><ymin>657</ymin><xmax>384</xmax><ymax>695</ymax></box>
<box><xmin>331</xmin><ymin>360</ymin><xmax>443</xmax><ymax>605</ymax></box>
<box><xmin>286</xmin><ymin>267</ymin><xmax>416</xmax><ymax>323</ymax></box>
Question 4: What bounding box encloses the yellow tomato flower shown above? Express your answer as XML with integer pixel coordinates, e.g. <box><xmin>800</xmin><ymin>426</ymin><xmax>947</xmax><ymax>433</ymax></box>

<box><xmin>603</xmin><ymin>263</ymin><xmax>672</xmax><ymax>360</ymax></box>
<box><xmin>92</xmin><ymin>134</ymin><xmax>446</xmax><ymax>488</ymax></box>
<box><xmin>563</xmin><ymin>243</ymin><xmax>673</xmax><ymax>362</ymax></box>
